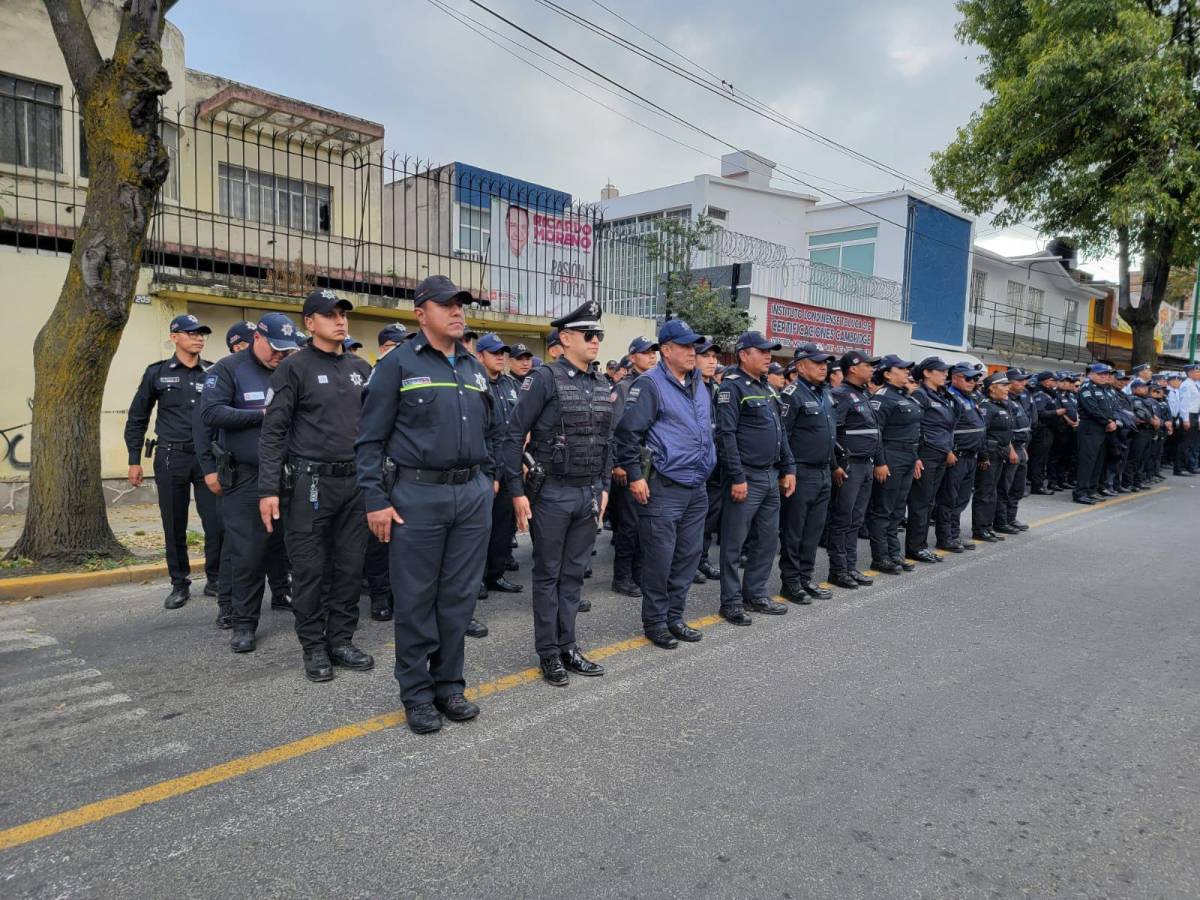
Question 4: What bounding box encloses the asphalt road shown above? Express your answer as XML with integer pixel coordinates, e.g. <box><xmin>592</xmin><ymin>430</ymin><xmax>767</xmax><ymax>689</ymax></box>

<box><xmin>0</xmin><ymin>483</ymin><xmax>1197</xmax><ymax>898</ymax></box>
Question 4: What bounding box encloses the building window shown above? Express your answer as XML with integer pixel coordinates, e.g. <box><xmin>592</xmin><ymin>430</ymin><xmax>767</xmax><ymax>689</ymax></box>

<box><xmin>1093</xmin><ymin>297</ymin><xmax>1108</xmax><ymax>325</ymax></box>
<box><xmin>218</xmin><ymin>163</ymin><xmax>331</xmax><ymax>233</ymax></box>
<box><xmin>161</xmin><ymin>122</ymin><xmax>179</xmax><ymax>202</ymax></box>
<box><xmin>457</xmin><ymin>202</ymin><xmax>490</xmax><ymax>254</ymax></box>
<box><xmin>1006</xmin><ymin>280</ymin><xmax>1025</xmax><ymax>317</ymax></box>
<box><xmin>1064</xmin><ymin>298</ymin><xmax>1078</xmax><ymax>323</ymax></box>
<box><xmin>1166</xmin><ymin>332</ymin><xmax>1185</xmax><ymax>351</ymax></box>
<box><xmin>1026</xmin><ymin>286</ymin><xmax>1044</xmax><ymax>324</ymax></box>
<box><xmin>0</xmin><ymin>74</ymin><xmax>62</xmax><ymax>172</ymax></box>
<box><xmin>704</xmin><ymin>206</ymin><xmax>728</xmax><ymax>227</ymax></box>
<box><xmin>971</xmin><ymin>270</ymin><xmax>987</xmax><ymax>313</ymax></box>
<box><xmin>809</xmin><ymin>225</ymin><xmax>877</xmax><ymax>275</ymax></box>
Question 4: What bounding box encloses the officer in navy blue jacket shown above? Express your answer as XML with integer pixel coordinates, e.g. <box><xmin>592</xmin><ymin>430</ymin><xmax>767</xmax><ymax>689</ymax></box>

<box><xmin>904</xmin><ymin>357</ymin><xmax>956</xmax><ymax>562</ymax></box>
<box><xmin>866</xmin><ymin>355</ymin><xmax>923</xmax><ymax>573</ymax></box>
<box><xmin>971</xmin><ymin>372</ymin><xmax>1017</xmax><ymax>542</ymax></box>
<box><xmin>1073</xmin><ymin>363</ymin><xmax>1118</xmax><ymax>504</ymax></box>
<box><xmin>715</xmin><ymin>331</ymin><xmax>796</xmax><ymax>624</ymax></box>
<box><xmin>613</xmin><ymin>319</ymin><xmax>714</xmax><ymax>648</ymax></box>
<box><xmin>356</xmin><ymin>276</ymin><xmax>499</xmax><ymax>734</ymax></box>
<box><xmin>478</xmin><ymin>333</ymin><xmax>523</xmax><ymax>609</ymax></box>
<box><xmin>1028</xmin><ymin>371</ymin><xmax>1063</xmax><ymax>494</ymax></box>
<box><xmin>777</xmin><ymin>343</ymin><xmax>837</xmax><ymax>603</ymax></box>
<box><xmin>201</xmin><ymin>313</ymin><xmax>299</xmax><ymax>651</ymax></box>
<box><xmin>934</xmin><ymin>364</ymin><xmax>986</xmax><ymax>552</ymax></box>
<box><xmin>995</xmin><ymin>368</ymin><xmax>1034</xmax><ymax>533</ymax></box>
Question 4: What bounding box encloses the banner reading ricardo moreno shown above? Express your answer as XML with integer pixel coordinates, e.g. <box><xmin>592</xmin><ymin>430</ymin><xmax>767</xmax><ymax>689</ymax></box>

<box><xmin>486</xmin><ymin>199</ymin><xmax>594</xmax><ymax>318</ymax></box>
<box><xmin>765</xmin><ymin>298</ymin><xmax>875</xmax><ymax>356</ymax></box>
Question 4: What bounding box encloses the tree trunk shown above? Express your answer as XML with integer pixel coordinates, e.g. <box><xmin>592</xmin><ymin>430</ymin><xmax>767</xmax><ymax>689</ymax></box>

<box><xmin>1119</xmin><ymin>220</ymin><xmax>1176</xmax><ymax>370</ymax></box>
<box><xmin>9</xmin><ymin>3</ymin><xmax>171</xmax><ymax>564</ymax></box>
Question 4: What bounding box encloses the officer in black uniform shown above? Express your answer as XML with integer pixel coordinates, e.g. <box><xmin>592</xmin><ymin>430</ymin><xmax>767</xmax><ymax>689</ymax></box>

<box><xmin>504</xmin><ymin>301</ymin><xmax>612</xmax><ymax>686</ymax></box>
<box><xmin>226</xmin><ymin>321</ymin><xmax>256</xmax><ymax>354</ymax></box>
<box><xmin>696</xmin><ymin>339</ymin><xmax>724</xmax><ymax>580</ymax></box>
<box><xmin>866</xmin><ymin>354</ymin><xmax>922</xmax><ymax>573</ymax></box>
<box><xmin>1105</xmin><ymin>372</ymin><xmax>1137</xmax><ymax>493</ymax></box>
<box><xmin>608</xmin><ymin>336</ymin><xmax>658</xmax><ymax>598</ymax></box>
<box><xmin>1073</xmin><ymin>363</ymin><xmax>1117</xmax><ymax>504</ymax></box>
<box><xmin>259</xmin><ymin>290</ymin><xmax>375</xmax><ymax>683</ymax></box>
<box><xmin>995</xmin><ymin>368</ymin><xmax>1033</xmax><ymax>533</ymax></box>
<box><xmin>1028</xmin><ymin>372</ymin><xmax>1061</xmax><ymax>494</ymax></box>
<box><xmin>934</xmin><ymin>364</ymin><xmax>985</xmax><ymax>552</ymax></box>
<box><xmin>478</xmin><ymin>333</ymin><xmax>523</xmax><ymax>605</ymax></box>
<box><xmin>904</xmin><ymin>357</ymin><xmax>955</xmax><ymax>562</ymax></box>
<box><xmin>201</xmin><ymin>313</ymin><xmax>299</xmax><ymax>652</ymax></box>
<box><xmin>124</xmin><ymin>313</ymin><xmax>222</xmax><ymax>609</ymax></box>
<box><xmin>715</xmin><ymin>331</ymin><xmax>796</xmax><ymax>623</ymax></box>
<box><xmin>193</xmin><ymin>379</ymin><xmax>235</xmax><ymax>628</ymax></box>
<box><xmin>972</xmin><ymin>372</ymin><xmax>1016</xmax><ymax>542</ymax></box>
<box><xmin>828</xmin><ymin>349</ymin><xmax>882</xmax><ymax>590</ymax></box>
<box><xmin>1053</xmin><ymin>372</ymin><xmax>1081</xmax><ymax>489</ymax></box>
<box><xmin>1127</xmin><ymin>378</ymin><xmax>1159</xmax><ymax>490</ymax></box>
<box><xmin>777</xmin><ymin>343</ymin><xmax>837</xmax><ymax>603</ymax></box>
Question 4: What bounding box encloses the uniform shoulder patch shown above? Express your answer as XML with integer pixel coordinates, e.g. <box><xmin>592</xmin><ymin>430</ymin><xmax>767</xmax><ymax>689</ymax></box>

<box><xmin>204</xmin><ymin>375</ymin><xmax>218</xmax><ymax>390</ymax></box>
<box><xmin>521</xmin><ymin>375</ymin><xmax>535</xmax><ymax>391</ymax></box>
<box><xmin>870</xmin><ymin>399</ymin><xmax>882</xmax><ymax>410</ymax></box>
<box><xmin>782</xmin><ymin>383</ymin><xmax>797</xmax><ymax>396</ymax></box>
<box><xmin>627</xmin><ymin>386</ymin><xmax>641</xmax><ymax>402</ymax></box>
<box><xmin>717</xmin><ymin>390</ymin><xmax>732</xmax><ymax>404</ymax></box>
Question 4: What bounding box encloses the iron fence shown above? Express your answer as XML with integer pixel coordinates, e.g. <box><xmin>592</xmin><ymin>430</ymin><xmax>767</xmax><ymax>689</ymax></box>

<box><xmin>967</xmin><ymin>299</ymin><xmax>1097</xmax><ymax>363</ymax></box>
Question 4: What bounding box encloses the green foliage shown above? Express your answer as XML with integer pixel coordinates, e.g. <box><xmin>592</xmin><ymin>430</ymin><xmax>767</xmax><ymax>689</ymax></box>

<box><xmin>644</xmin><ymin>215</ymin><xmax>751</xmax><ymax>350</ymax></box>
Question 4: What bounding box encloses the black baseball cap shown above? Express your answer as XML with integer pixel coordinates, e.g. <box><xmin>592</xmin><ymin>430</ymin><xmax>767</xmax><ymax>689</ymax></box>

<box><xmin>303</xmin><ymin>289</ymin><xmax>353</xmax><ymax>316</ymax></box>
<box><xmin>877</xmin><ymin>353</ymin><xmax>913</xmax><ymax>370</ymax></box>
<box><xmin>840</xmin><ymin>349</ymin><xmax>881</xmax><ymax>368</ymax></box>
<box><xmin>510</xmin><ymin>343</ymin><xmax>534</xmax><ymax>359</ymax></box>
<box><xmin>377</xmin><ymin>323</ymin><xmax>407</xmax><ymax>346</ymax></box>
<box><xmin>414</xmin><ymin>275</ymin><xmax>486</xmax><ymax>307</ymax></box>
<box><xmin>225</xmin><ymin>321</ymin><xmax>256</xmax><ymax>350</ymax></box>
<box><xmin>734</xmin><ymin>331</ymin><xmax>781</xmax><ymax>352</ymax></box>
<box><xmin>951</xmin><ymin>362</ymin><xmax>982</xmax><ymax>378</ymax></box>
<box><xmin>916</xmin><ymin>356</ymin><xmax>949</xmax><ymax>373</ymax></box>
<box><xmin>1006</xmin><ymin>368</ymin><xmax>1031</xmax><ymax>381</ymax></box>
<box><xmin>792</xmin><ymin>343</ymin><xmax>836</xmax><ymax>363</ymax></box>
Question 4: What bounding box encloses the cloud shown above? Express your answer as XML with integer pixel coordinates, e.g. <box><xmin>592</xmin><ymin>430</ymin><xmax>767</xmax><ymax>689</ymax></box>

<box><xmin>882</xmin><ymin>8</ymin><xmax>960</xmax><ymax>78</ymax></box>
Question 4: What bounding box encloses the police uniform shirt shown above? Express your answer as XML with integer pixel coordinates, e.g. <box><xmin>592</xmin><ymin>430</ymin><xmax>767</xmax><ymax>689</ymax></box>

<box><xmin>832</xmin><ymin>381</ymin><xmax>883</xmax><ymax>461</ymax></box>
<box><xmin>124</xmin><ymin>356</ymin><xmax>213</xmax><ymax>464</ymax></box>
<box><xmin>948</xmin><ymin>386</ymin><xmax>986</xmax><ymax>453</ymax></box>
<box><xmin>1032</xmin><ymin>385</ymin><xmax>1063</xmax><ymax>427</ymax></box>
<box><xmin>487</xmin><ymin>372</ymin><xmax>521</xmax><ymax>429</ymax></box>
<box><xmin>779</xmin><ymin>376</ymin><xmax>836</xmax><ymax>467</ymax></box>
<box><xmin>502</xmin><ymin>356</ymin><xmax>613</xmax><ymax>497</ymax></box>
<box><xmin>355</xmin><ymin>331</ymin><xmax>499</xmax><ymax>513</ymax></box>
<box><xmin>870</xmin><ymin>385</ymin><xmax>923</xmax><ymax>464</ymax></box>
<box><xmin>979</xmin><ymin>397</ymin><xmax>1014</xmax><ymax>449</ymax></box>
<box><xmin>1077</xmin><ymin>380</ymin><xmax>1115</xmax><ymax>424</ymax></box>
<box><xmin>259</xmin><ymin>343</ymin><xmax>373</xmax><ymax>497</ymax></box>
<box><xmin>911</xmin><ymin>385</ymin><xmax>958</xmax><ymax>455</ymax></box>
<box><xmin>715</xmin><ymin>367</ymin><xmax>796</xmax><ymax>481</ymax></box>
<box><xmin>199</xmin><ymin>348</ymin><xmax>275</xmax><ymax>467</ymax></box>
<box><xmin>1009</xmin><ymin>391</ymin><xmax>1033</xmax><ymax>444</ymax></box>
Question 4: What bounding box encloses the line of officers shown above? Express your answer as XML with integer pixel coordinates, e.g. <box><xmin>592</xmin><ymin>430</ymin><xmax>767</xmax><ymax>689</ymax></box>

<box><xmin>122</xmin><ymin>277</ymin><xmax>1191</xmax><ymax>736</ymax></box>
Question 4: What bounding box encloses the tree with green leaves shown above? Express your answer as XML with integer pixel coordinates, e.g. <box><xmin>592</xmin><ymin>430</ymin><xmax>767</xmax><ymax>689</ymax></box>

<box><xmin>644</xmin><ymin>215</ymin><xmax>751</xmax><ymax>350</ymax></box>
<box><xmin>931</xmin><ymin>0</ymin><xmax>1200</xmax><ymax>366</ymax></box>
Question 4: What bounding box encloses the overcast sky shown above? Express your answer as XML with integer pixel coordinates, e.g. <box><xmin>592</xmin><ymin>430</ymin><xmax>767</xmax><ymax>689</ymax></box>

<box><xmin>169</xmin><ymin>0</ymin><xmax>1115</xmax><ymax>279</ymax></box>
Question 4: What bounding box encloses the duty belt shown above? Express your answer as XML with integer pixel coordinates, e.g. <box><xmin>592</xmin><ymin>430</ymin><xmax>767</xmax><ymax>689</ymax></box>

<box><xmin>844</xmin><ymin>428</ymin><xmax>879</xmax><ymax>435</ymax></box>
<box><xmin>157</xmin><ymin>441</ymin><xmax>194</xmax><ymax>453</ymax></box>
<box><xmin>394</xmin><ymin>465</ymin><xmax>479</xmax><ymax>485</ymax></box>
<box><xmin>546</xmin><ymin>474</ymin><xmax>596</xmax><ymax>487</ymax></box>
<box><xmin>289</xmin><ymin>457</ymin><xmax>355</xmax><ymax>477</ymax></box>
<box><xmin>954</xmin><ymin>427</ymin><xmax>985</xmax><ymax>435</ymax></box>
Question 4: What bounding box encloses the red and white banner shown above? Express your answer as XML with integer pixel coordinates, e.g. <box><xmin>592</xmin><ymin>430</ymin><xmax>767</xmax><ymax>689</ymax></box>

<box><xmin>765</xmin><ymin>298</ymin><xmax>875</xmax><ymax>356</ymax></box>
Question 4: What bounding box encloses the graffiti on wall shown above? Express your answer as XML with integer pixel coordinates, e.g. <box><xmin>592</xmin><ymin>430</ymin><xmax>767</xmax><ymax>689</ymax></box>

<box><xmin>0</xmin><ymin>399</ymin><xmax>33</xmax><ymax>472</ymax></box>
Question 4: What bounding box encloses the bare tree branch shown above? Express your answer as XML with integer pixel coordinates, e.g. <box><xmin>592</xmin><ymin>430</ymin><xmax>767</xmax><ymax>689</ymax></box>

<box><xmin>42</xmin><ymin>0</ymin><xmax>103</xmax><ymax>98</ymax></box>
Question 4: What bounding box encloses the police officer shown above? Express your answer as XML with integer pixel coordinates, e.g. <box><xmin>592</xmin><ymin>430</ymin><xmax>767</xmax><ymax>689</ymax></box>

<box><xmin>996</xmin><ymin>368</ymin><xmax>1033</xmax><ymax>533</ymax></box>
<box><xmin>226</xmin><ymin>321</ymin><xmax>257</xmax><ymax>354</ymax></box>
<box><xmin>124</xmin><ymin>313</ymin><xmax>222</xmax><ymax>609</ymax></box>
<box><xmin>509</xmin><ymin>343</ymin><xmax>534</xmax><ymax>380</ymax></box>
<box><xmin>715</xmin><ymin>332</ymin><xmax>796</xmax><ymax>623</ymax></box>
<box><xmin>504</xmin><ymin>301</ymin><xmax>611</xmax><ymax>686</ymax></box>
<box><xmin>1053</xmin><ymin>372</ymin><xmax>1081</xmax><ymax>489</ymax></box>
<box><xmin>934</xmin><ymin>364</ymin><xmax>985</xmax><ymax>552</ymax></box>
<box><xmin>1182</xmin><ymin>364</ymin><xmax>1200</xmax><ymax>472</ymax></box>
<box><xmin>866</xmin><ymin>354</ymin><xmax>922</xmax><ymax>573</ymax></box>
<box><xmin>613</xmin><ymin>319</ymin><xmax>714</xmax><ymax>648</ymax></box>
<box><xmin>1028</xmin><ymin>372</ymin><xmax>1062</xmax><ymax>494</ymax></box>
<box><xmin>767</xmin><ymin>362</ymin><xmax>787</xmax><ymax>394</ymax></box>
<box><xmin>478</xmin><ymin>333</ymin><xmax>523</xmax><ymax>606</ymax></box>
<box><xmin>972</xmin><ymin>372</ymin><xmax>1016</xmax><ymax>542</ymax></box>
<box><xmin>545</xmin><ymin>327</ymin><xmax>564</xmax><ymax>362</ymax></box>
<box><xmin>357</xmin><ymin>276</ymin><xmax>498</xmax><ymax>733</ymax></box>
<box><xmin>609</xmin><ymin>336</ymin><xmax>659</xmax><ymax>598</ymax></box>
<box><xmin>1127</xmin><ymin>378</ymin><xmax>1159</xmax><ymax>490</ymax></box>
<box><xmin>1104</xmin><ymin>371</ymin><xmax>1137</xmax><ymax>493</ymax></box>
<box><xmin>193</xmin><ymin>375</ymin><xmax>235</xmax><ymax>629</ymax></box>
<box><xmin>1072</xmin><ymin>363</ymin><xmax>1117</xmax><ymax>504</ymax></box>
<box><xmin>696</xmin><ymin>339</ymin><xmax>724</xmax><ymax>581</ymax></box>
<box><xmin>259</xmin><ymin>289</ymin><xmax>375</xmax><ymax>683</ymax></box>
<box><xmin>201</xmin><ymin>313</ymin><xmax>299</xmax><ymax>652</ymax></box>
<box><xmin>904</xmin><ymin>357</ymin><xmax>955</xmax><ymax>562</ymax></box>
<box><xmin>777</xmin><ymin>343</ymin><xmax>837</xmax><ymax>603</ymax></box>
<box><xmin>827</xmin><ymin>349</ymin><xmax>882</xmax><ymax>590</ymax></box>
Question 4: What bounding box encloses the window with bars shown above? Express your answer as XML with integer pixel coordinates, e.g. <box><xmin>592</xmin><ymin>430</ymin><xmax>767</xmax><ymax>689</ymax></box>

<box><xmin>1006</xmin><ymin>280</ymin><xmax>1025</xmax><ymax>317</ymax></box>
<box><xmin>1064</xmin><ymin>298</ymin><xmax>1080</xmax><ymax>333</ymax></box>
<box><xmin>971</xmin><ymin>270</ymin><xmax>987</xmax><ymax>313</ymax></box>
<box><xmin>161</xmin><ymin>122</ymin><xmax>179</xmax><ymax>202</ymax></box>
<box><xmin>1026</xmin><ymin>287</ymin><xmax>1044</xmax><ymax>324</ymax></box>
<box><xmin>217</xmin><ymin>163</ymin><xmax>331</xmax><ymax>233</ymax></box>
<box><xmin>0</xmin><ymin>74</ymin><xmax>62</xmax><ymax>172</ymax></box>
<box><xmin>456</xmin><ymin>202</ymin><xmax>490</xmax><ymax>254</ymax></box>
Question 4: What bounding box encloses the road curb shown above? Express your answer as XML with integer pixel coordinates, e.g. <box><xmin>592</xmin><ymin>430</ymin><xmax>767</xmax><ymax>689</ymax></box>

<box><xmin>0</xmin><ymin>556</ymin><xmax>205</xmax><ymax>601</ymax></box>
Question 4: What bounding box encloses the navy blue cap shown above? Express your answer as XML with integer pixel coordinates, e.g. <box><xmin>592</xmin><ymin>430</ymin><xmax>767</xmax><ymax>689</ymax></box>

<box><xmin>793</xmin><ymin>342</ymin><xmax>836</xmax><ymax>363</ymax></box>
<box><xmin>343</xmin><ymin>336</ymin><xmax>363</xmax><ymax>351</ymax></box>
<box><xmin>547</xmin><ymin>328</ymin><xmax>561</xmax><ymax>349</ymax></box>
<box><xmin>605</xmin><ymin>359</ymin><xmax>618</xmax><ymax>370</ymax></box>
<box><xmin>916</xmin><ymin>356</ymin><xmax>949</xmax><ymax>372</ymax></box>
<box><xmin>735</xmin><ymin>331</ymin><xmax>781</xmax><ymax>352</ymax></box>
<box><xmin>1130</xmin><ymin>378</ymin><xmax>1150</xmax><ymax>389</ymax></box>
<box><xmin>951</xmin><ymin>362</ymin><xmax>981</xmax><ymax>377</ymax></box>
<box><xmin>476</xmin><ymin>333</ymin><xmax>510</xmax><ymax>355</ymax></box>
<box><xmin>302</xmin><ymin>289</ymin><xmax>353</xmax><ymax>316</ymax></box>
<box><xmin>768</xmin><ymin>362</ymin><xmax>785</xmax><ymax>375</ymax></box>
<box><xmin>377</xmin><ymin>323</ymin><xmax>407</xmax><ymax>346</ymax></box>
<box><xmin>696</xmin><ymin>338</ymin><xmax>717</xmax><ymax>354</ymax></box>
<box><xmin>225</xmin><ymin>321</ymin><xmax>256</xmax><ymax>350</ymax></box>
<box><xmin>510</xmin><ymin>343</ymin><xmax>533</xmax><ymax>359</ymax></box>
<box><xmin>1088</xmin><ymin>363</ymin><xmax>1113</xmax><ymax>374</ymax></box>
<box><xmin>658</xmin><ymin>318</ymin><xmax>705</xmax><ymax>346</ymax></box>
<box><xmin>1131</xmin><ymin>363</ymin><xmax>1151</xmax><ymax>373</ymax></box>
<box><xmin>1035</xmin><ymin>370</ymin><xmax>1056</xmax><ymax>382</ymax></box>
<box><xmin>1184</xmin><ymin>363</ymin><xmax>1200</xmax><ymax>372</ymax></box>
<box><xmin>878</xmin><ymin>353</ymin><xmax>914</xmax><ymax>370</ymax></box>
<box><xmin>414</xmin><ymin>275</ymin><xmax>483</xmax><ymax>307</ymax></box>
<box><xmin>256</xmin><ymin>312</ymin><xmax>301</xmax><ymax>352</ymax></box>
<box><xmin>1006</xmin><ymin>368</ymin><xmax>1031</xmax><ymax>381</ymax></box>
<box><xmin>840</xmin><ymin>349</ymin><xmax>881</xmax><ymax>368</ymax></box>
<box><xmin>1113</xmin><ymin>369</ymin><xmax>1128</xmax><ymax>379</ymax></box>
<box><xmin>170</xmin><ymin>313</ymin><xmax>211</xmax><ymax>335</ymax></box>
<box><xmin>628</xmin><ymin>336</ymin><xmax>660</xmax><ymax>354</ymax></box>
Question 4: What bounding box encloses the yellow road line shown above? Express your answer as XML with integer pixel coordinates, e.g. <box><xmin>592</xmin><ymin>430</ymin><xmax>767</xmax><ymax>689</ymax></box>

<box><xmin>0</xmin><ymin>487</ymin><xmax>1170</xmax><ymax>852</ymax></box>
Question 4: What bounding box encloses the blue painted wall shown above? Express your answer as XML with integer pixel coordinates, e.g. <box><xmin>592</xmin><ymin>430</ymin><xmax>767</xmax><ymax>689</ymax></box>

<box><xmin>453</xmin><ymin>162</ymin><xmax>571</xmax><ymax>213</ymax></box>
<box><xmin>904</xmin><ymin>198</ymin><xmax>971</xmax><ymax>346</ymax></box>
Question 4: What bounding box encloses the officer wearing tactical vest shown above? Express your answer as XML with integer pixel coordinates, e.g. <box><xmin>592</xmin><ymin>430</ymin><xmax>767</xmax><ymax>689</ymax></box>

<box><xmin>866</xmin><ymin>354</ymin><xmax>922</xmax><ymax>573</ymax></box>
<box><xmin>612</xmin><ymin>319</ymin><xmax>715</xmax><ymax>649</ymax></box>
<box><xmin>259</xmin><ymin>290</ymin><xmax>374</xmax><ymax>684</ymax></box>
<box><xmin>357</xmin><ymin>275</ymin><xmax>500</xmax><ymax>734</ymax></box>
<box><xmin>124</xmin><ymin>313</ymin><xmax>222</xmax><ymax>610</ymax></box>
<box><xmin>777</xmin><ymin>343</ymin><xmax>838</xmax><ymax>603</ymax></box>
<box><xmin>715</xmin><ymin>331</ymin><xmax>796</xmax><ymax>624</ymax></box>
<box><xmin>995</xmin><ymin>368</ymin><xmax>1033</xmax><ymax>534</ymax></box>
<box><xmin>504</xmin><ymin>300</ymin><xmax>612</xmax><ymax>687</ymax></box>
<box><xmin>201</xmin><ymin>313</ymin><xmax>299</xmax><ymax>652</ymax></box>
<box><xmin>972</xmin><ymin>372</ymin><xmax>1017</xmax><ymax>542</ymax></box>
<box><xmin>828</xmin><ymin>349</ymin><xmax>883</xmax><ymax>590</ymax></box>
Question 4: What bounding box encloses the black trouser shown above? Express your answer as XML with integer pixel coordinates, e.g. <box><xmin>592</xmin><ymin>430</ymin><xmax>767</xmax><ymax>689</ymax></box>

<box><xmin>153</xmin><ymin>446</ymin><xmax>221</xmax><ymax>590</ymax></box>
<box><xmin>935</xmin><ymin>451</ymin><xmax>978</xmax><ymax>546</ymax></box>
<box><xmin>779</xmin><ymin>464</ymin><xmax>831</xmax><ymax>586</ymax></box>
<box><xmin>215</xmin><ymin>497</ymin><xmax>233</xmax><ymax>615</ymax></box>
<box><xmin>225</xmin><ymin>465</ymin><xmax>288</xmax><ymax>629</ymax></box>
<box><xmin>1050</xmin><ymin>426</ymin><xmax>1075</xmax><ymax>484</ymax></box>
<box><xmin>867</xmin><ymin>447</ymin><xmax>916</xmax><ymax>564</ymax></box>
<box><xmin>1127</xmin><ymin>429</ymin><xmax>1152</xmax><ymax>486</ymax></box>
<box><xmin>485</xmin><ymin>483</ymin><xmax>517</xmax><ymax>583</ymax></box>
<box><xmin>609</xmin><ymin>480</ymin><xmax>642</xmax><ymax>585</ymax></box>
<box><xmin>637</xmin><ymin>477</ymin><xmax>706</xmax><ymax>631</ymax></box>
<box><xmin>364</xmin><ymin>533</ymin><xmax>391</xmax><ymax>611</ymax></box>
<box><xmin>284</xmin><ymin>469</ymin><xmax>367</xmax><ymax>655</ymax></box>
<box><xmin>972</xmin><ymin>448</ymin><xmax>1004</xmax><ymax>535</ymax></box>
<box><xmin>530</xmin><ymin>481</ymin><xmax>598</xmax><ymax>659</ymax></box>
<box><xmin>1074</xmin><ymin>420</ymin><xmax>1107</xmax><ymax>498</ymax></box>
<box><xmin>719</xmin><ymin>467</ymin><xmax>779</xmax><ymax>609</ymax></box>
<box><xmin>388</xmin><ymin>473</ymin><xmax>491</xmax><ymax>707</ymax></box>
<box><xmin>701</xmin><ymin>476</ymin><xmax>724</xmax><ymax>559</ymax></box>
<box><xmin>904</xmin><ymin>448</ymin><xmax>948</xmax><ymax>555</ymax></box>
<box><xmin>1028</xmin><ymin>428</ymin><xmax>1054</xmax><ymax>490</ymax></box>
<box><xmin>827</xmin><ymin>459</ymin><xmax>873</xmax><ymax>577</ymax></box>
<box><xmin>1000</xmin><ymin>444</ymin><xmax>1028</xmax><ymax>527</ymax></box>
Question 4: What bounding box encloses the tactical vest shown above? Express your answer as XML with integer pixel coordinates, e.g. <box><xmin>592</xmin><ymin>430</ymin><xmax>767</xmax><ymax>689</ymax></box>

<box><xmin>532</xmin><ymin>364</ymin><xmax>614</xmax><ymax>480</ymax></box>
